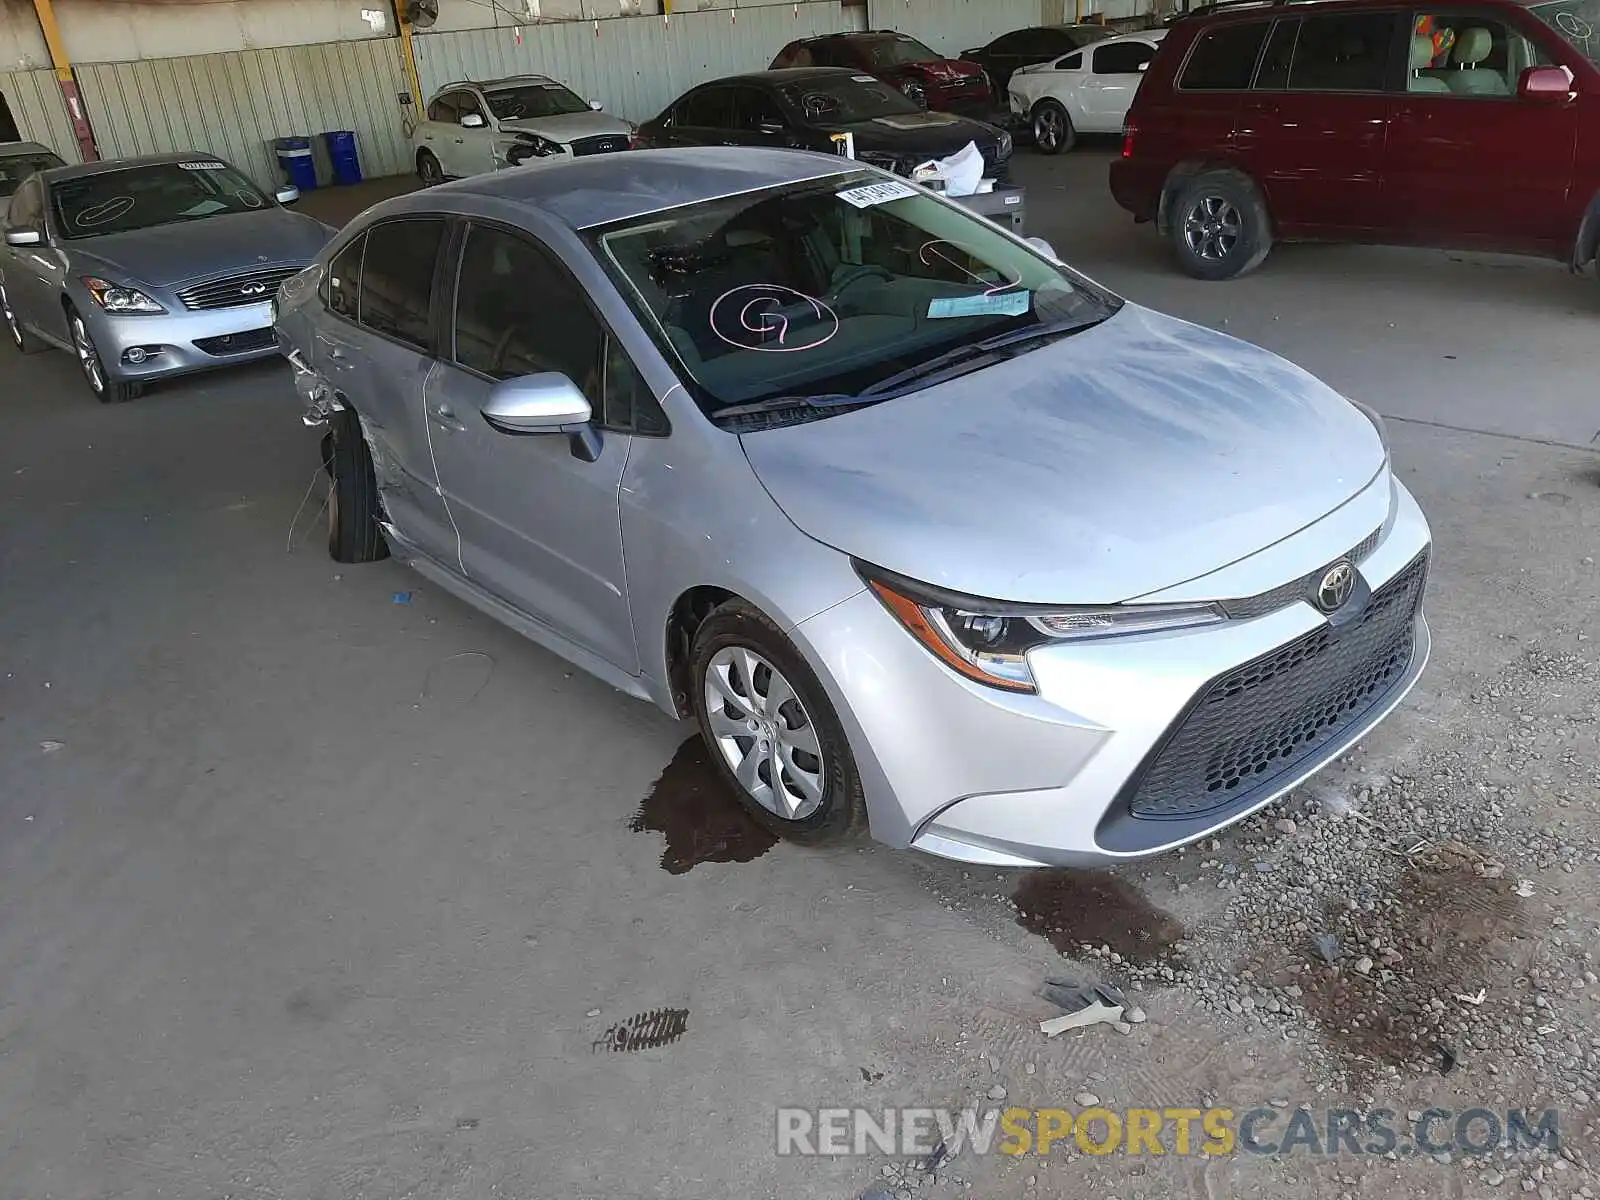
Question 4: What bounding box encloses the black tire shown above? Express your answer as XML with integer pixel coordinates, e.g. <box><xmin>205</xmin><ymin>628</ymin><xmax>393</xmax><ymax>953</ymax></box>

<box><xmin>690</xmin><ymin>599</ymin><xmax>866</xmax><ymax>845</ymax></box>
<box><xmin>1031</xmin><ymin>99</ymin><xmax>1075</xmax><ymax>155</ymax></box>
<box><xmin>324</xmin><ymin>408</ymin><xmax>390</xmax><ymax>563</ymax></box>
<box><xmin>416</xmin><ymin>150</ymin><xmax>444</xmax><ymax>187</ymax></box>
<box><xmin>1168</xmin><ymin>168</ymin><xmax>1273</xmax><ymax>281</ymax></box>
<box><xmin>1</xmin><ymin>281</ymin><xmax>43</xmax><ymax>354</ymax></box>
<box><xmin>66</xmin><ymin>305</ymin><xmax>140</xmax><ymax>403</ymax></box>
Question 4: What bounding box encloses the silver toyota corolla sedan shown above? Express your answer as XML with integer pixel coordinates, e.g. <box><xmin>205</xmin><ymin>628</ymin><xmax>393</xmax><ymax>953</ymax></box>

<box><xmin>274</xmin><ymin>147</ymin><xmax>1431</xmax><ymax>867</ymax></box>
<box><xmin>1</xmin><ymin>152</ymin><xmax>332</xmax><ymax>402</ymax></box>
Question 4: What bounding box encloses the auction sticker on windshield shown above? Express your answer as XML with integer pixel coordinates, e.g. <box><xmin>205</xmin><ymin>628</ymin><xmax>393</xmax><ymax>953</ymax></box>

<box><xmin>928</xmin><ymin>292</ymin><xmax>1031</xmax><ymax>319</ymax></box>
<box><xmin>178</xmin><ymin>161</ymin><xmax>227</xmax><ymax>170</ymax></box>
<box><xmin>852</xmin><ymin>75</ymin><xmax>878</xmax><ymax>82</ymax></box>
<box><xmin>836</xmin><ymin>180</ymin><xmax>918</xmax><ymax>208</ymax></box>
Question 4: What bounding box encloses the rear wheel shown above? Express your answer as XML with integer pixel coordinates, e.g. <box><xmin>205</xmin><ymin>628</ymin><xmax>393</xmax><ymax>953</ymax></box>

<box><xmin>690</xmin><ymin>599</ymin><xmax>866</xmax><ymax>845</ymax></box>
<box><xmin>68</xmin><ymin>306</ymin><xmax>140</xmax><ymax>403</ymax></box>
<box><xmin>323</xmin><ymin>408</ymin><xmax>390</xmax><ymax>563</ymax></box>
<box><xmin>1031</xmin><ymin>99</ymin><xmax>1075</xmax><ymax>155</ymax></box>
<box><xmin>416</xmin><ymin>149</ymin><xmax>444</xmax><ymax>187</ymax></box>
<box><xmin>1169</xmin><ymin>169</ymin><xmax>1273</xmax><ymax>281</ymax></box>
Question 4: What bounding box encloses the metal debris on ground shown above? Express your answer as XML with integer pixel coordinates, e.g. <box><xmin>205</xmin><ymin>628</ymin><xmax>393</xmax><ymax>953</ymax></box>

<box><xmin>1435</xmin><ymin>1043</ymin><xmax>1458</xmax><ymax>1074</ymax></box>
<box><xmin>1513</xmin><ymin>879</ymin><xmax>1537</xmax><ymax>898</ymax></box>
<box><xmin>1311</xmin><ymin>932</ymin><xmax>1341</xmax><ymax>964</ymax></box>
<box><xmin>1454</xmin><ymin>988</ymin><xmax>1487</xmax><ymax>1007</ymax></box>
<box><xmin>38</xmin><ymin>740</ymin><xmax>63</xmax><ymax>753</ymax></box>
<box><xmin>1039</xmin><ymin>997</ymin><xmax>1123</xmax><ymax>1037</ymax></box>
<box><xmin>922</xmin><ymin>1137</ymin><xmax>953</xmax><ymax>1173</ymax></box>
<box><xmin>591</xmin><ymin>1007</ymin><xmax>689</xmax><ymax>1053</ymax></box>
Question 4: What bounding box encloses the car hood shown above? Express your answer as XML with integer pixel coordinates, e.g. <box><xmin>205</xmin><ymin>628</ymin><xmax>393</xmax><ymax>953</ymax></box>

<box><xmin>835</xmin><ymin>109</ymin><xmax>1003</xmax><ymax>156</ymax></box>
<box><xmin>64</xmin><ymin>207</ymin><xmax>334</xmax><ymax>288</ymax></box>
<box><xmin>739</xmin><ymin>305</ymin><xmax>1387</xmax><ymax>604</ymax></box>
<box><xmin>500</xmin><ymin>111</ymin><xmax>633</xmax><ymax>143</ymax></box>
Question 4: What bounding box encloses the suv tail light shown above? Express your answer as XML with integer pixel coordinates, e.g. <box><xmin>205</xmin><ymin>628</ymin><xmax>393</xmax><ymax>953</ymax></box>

<box><xmin>1121</xmin><ymin>117</ymin><xmax>1138</xmax><ymax>159</ymax></box>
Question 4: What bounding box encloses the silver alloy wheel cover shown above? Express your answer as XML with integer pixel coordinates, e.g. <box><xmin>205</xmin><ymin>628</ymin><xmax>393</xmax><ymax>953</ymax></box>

<box><xmin>1183</xmin><ymin>194</ymin><xmax>1242</xmax><ymax>262</ymax></box>
<box><xmin>1</xmin><ymin>285</ymin><xmax>20</xmax><ymax>348</ymax></box>
<box><xmin>901</xmin><ymin>79</ymin><xmax>927</xmax><ymax>107</ymax></box>
<box><xmin>1034</xmin><ymin>105</ymin><xmax>1062</xmax><ymax>151</ymax></box>
<box><xmin>71</xmin><ymin>315</ymin><xmax>104</xmax><ymax>393</ymax></box>
<box><xmin>704</xmin><ymin>645</ymin><xmax>826</xmax><ymax>821</ymax></box>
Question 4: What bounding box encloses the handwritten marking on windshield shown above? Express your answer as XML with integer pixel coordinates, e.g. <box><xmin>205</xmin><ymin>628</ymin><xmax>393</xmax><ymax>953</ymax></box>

<box><xmin>709</xmin><ymin>284</ymin><xmax>839</xmax><ymax>353</ymax></box>
<box><xmin>72</xmin><ymin>196</ymin><xmax>136</xmax><ymax>228</ymax></box>
<box><xmin>918</xmin><ymin>239</ymin><xmax>1024</xmax><ymax>297</ymax></box>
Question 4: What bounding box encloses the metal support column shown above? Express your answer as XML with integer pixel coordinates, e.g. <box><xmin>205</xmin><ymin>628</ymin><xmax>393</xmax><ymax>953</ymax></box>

<box><xmin>30</xmin><ymin>0</ymin><xmax>97</xmax><ymax>161</ymax></box>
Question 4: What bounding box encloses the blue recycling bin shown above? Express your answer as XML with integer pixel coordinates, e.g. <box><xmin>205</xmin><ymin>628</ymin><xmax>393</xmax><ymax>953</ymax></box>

<box><xmin>321</xmin><ymin>130</ymin><xmax>363</xmax><ymax>186</ymax></box>
<box><xmin>274</xmin><ymin>137</ymin><xmax>317</xmax><ymax>191</ymax></box>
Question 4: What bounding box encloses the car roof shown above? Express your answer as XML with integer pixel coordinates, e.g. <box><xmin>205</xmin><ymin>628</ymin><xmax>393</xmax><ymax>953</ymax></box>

<box><xmin>35</xmin><ymin>152</ymin><xmax>238</xmax><ymax>184</ymax></box>
<box><xmin>418</xmin><ymin>146</ymin><xmax>858</xmax><ymax>230</ymax></box>
<box><xmin>724</xmin><ymin>66</ymin><xmax>891</xmax><ymax>86</ymax></box>
<box><xmin>1082</xmin><ymin>27</ymin><xmax>1168</xmax><ymax>44</ymax></box>
<box><xmin>1176</xmin><ymin>0</ymin><xmax>1524</xmax><ymax>20</ymax></box>
<box><xmin>0</xmin><ymin>141</ymin><xmax>58</xmax><ymax>159</ymax></box>
<box><xmin>795</xmin><ymin>29</ymin><xmax>924</xmax><ymax>42</ymax></box>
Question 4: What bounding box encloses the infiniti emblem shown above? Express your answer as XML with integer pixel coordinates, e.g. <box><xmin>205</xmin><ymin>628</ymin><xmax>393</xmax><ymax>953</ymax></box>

<box><xmin>240</xmin><ymin>282</ymin><xmax>267</xmax><ymax>296</ymax></box>
<box><xmin>1316</xmin><ymin>561</ymin><xmax>1357</xmax><ymax>614</ymax></box>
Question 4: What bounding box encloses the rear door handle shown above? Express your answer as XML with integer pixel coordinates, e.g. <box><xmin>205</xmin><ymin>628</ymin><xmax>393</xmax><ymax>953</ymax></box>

<box><xmin>429</xmin><ymin>402</ymin><xmax>467</xmax><ymax>433</ymax></box>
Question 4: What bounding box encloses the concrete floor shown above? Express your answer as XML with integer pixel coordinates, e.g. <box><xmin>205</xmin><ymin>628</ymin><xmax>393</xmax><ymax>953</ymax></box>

<box><xmin>1</xmin><ymin>152</ymin><xmax>1597</xmax><ymax>1200</ymax></box>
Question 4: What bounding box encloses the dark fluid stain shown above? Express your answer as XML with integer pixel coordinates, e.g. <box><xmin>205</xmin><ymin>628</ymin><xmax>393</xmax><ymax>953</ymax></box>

<box><xmin>1271</xmin><ymin>859</ymin><xmax>1528</xmax><ymax>1085</ymax></box>
<box><xmin>860</xmin><ymin>1067</ymin><xmax>884</xmax><ymax>1083</ymax></box>
<box><xmin>593</xmin><ymin>1008</ymin><xmax>690</xmax><ymax>1054</ymax></box>
<box><xmin>1012</xmin><ymin>870</ymin><xmax>1185</xmax><ymax>966</ymax></box>
<box><xmin>630</xmin><ymin>736</ymin><xmax>777</xmax><ymax>874</ymax></box>
<box><xmin>454</xmin><ymin>1116</ymin><xmax>479</xmax><ymax>1130</ymax></box>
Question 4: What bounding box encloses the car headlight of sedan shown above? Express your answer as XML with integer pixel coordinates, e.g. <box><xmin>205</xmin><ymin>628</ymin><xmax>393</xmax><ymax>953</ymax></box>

<box><xmin>998</xmin><ymin>129</ymin><xmax>1014</xmax><ymax>157</ymax></box>
<box><xmin>859</xmin><ymin>562</ymin><xmax>1225</xmax><ymax>693</ymax></box>
<box><xmin>81</xmin><ymin>276</ymin><xmax>165</xmax><ymax>314</ymax></box>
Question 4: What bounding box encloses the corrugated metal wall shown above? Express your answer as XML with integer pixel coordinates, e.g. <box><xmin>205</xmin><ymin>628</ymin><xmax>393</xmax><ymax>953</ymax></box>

<box><xmin>867</xmin><ymin>0</ymin><xmax>1042</xmax><ymax>56</ymax></box>
<box><xmin>413</xmin><ymin>2</ymin><xmax>850</xmax><ymax>125</ymax></box>
<box><xmin>74</xmin><ymin>38</ymin><xmax>411</xmax><ymax>189</ymax></box>
<box><xmin>0</xmin><ymin>67</ymin><xmax>81</xmax><ymax>162</ymax></box>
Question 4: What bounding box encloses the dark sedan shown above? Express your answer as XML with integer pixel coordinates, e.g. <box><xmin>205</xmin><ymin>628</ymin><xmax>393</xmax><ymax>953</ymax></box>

<box><xmin>637</xmin><ymin>69</ymin><xmax>1013</xmax><ymax>183</ymax></box>
<box><xmin>961</xmin><ymin>24</ymin><xmax>1116</xmax><ymax>102</ymax></box>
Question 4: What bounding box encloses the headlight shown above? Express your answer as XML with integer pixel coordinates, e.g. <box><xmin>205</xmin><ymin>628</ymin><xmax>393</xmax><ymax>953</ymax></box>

<box><xmin>859</xmin><ymin>562</ymin><xmax>1225</xmax><ymax>693</ymax></box>
<box><xmin>998</xmin><ymin>130</ymin><xmax>1014</xmax><ymax>157</ymax></box>
<box><xmin>81</xmin><ymin>277</ymin><xmax>164</xmax><ymax>314</ymax></box>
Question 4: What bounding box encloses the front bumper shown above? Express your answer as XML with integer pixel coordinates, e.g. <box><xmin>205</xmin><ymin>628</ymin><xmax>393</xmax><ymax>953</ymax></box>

<box><xmin>791</xmin><ymin>477</ymin><xmax>1432</xmax><ymax>867</ymax></box>
<box><xmin>85</xmin><ymin>300</ymin><xmax>281</xmax><ymax>383</ymax></box>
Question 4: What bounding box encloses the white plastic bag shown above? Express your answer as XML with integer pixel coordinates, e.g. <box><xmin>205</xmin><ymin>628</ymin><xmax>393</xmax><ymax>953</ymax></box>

<box><xmin>911</xmin><ymin>140</ymin><xmax>986</xmax><ymax>198</ymax></box>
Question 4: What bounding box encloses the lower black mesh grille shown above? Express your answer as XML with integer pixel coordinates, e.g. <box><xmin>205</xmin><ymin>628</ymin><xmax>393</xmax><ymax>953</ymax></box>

<box><xmin>569</xmin><ymin>134</ymin><xmax>629</xmax><ymax>157</ymax></box>
<box><xmin>1125</xmin><ymin>552</ymin><xmax>1428</xmax><ymax>820</ymax></box>
<box><xmin>194</xmin><ymin>327</ymin><xmax>277</xmax><ymax>356</ymax></box>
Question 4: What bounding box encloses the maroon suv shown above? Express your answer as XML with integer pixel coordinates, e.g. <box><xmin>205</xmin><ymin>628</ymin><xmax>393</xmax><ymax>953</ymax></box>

<box><xmin>771</xmin><ymin>32</ymin><xmax>995</xmax><ymax>117</ymax></box>
<box><xmin>1110</xmin><ymin>0</ymin><xmax>1600</xmax><ymax>280</ymax></box>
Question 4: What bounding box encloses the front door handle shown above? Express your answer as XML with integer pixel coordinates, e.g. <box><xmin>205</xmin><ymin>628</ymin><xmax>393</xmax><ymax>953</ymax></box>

<box><xmin>453</xmin><ymin>137</ymin><xmax>465</xmax><ymax>144</ymax></box>
<box><xmin>430</xmin><ymin>402</ymin><xmax>467</xmax><ymax>433</ymax></box>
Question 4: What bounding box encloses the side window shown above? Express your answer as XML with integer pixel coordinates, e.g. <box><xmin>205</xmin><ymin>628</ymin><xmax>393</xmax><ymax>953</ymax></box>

<box><xmin>683</xmin><ymin>87</ymin><xmax>735</xmax><ymax>128</ymax></box>
<box><xmin>456</xmin><ymin>91</ymin><xmax>486</xmax><ymax>121</ymax></box>
<box><xmin>990</xmin><ymin>31</ymin><xmax>1032</xmax><ymax>54</ymax></box>
<box><xmin>1409</xmin><ymin>13</ymin><xmax>1522</xmax><ymax>95</ymax></box>
<box><xmin>428</xmin><ymin>93</ymin><xmax>458</xmax><ymax>122</ymax></box>
<box><xmin>359</xmin><ymin>218</ymin><xmax>446</xmax><ymax>350</ymax></box>
<box><xmin>1288</xmin><ymin>12</ymin><xmax>1399</xmax><ymax>91</ymax></box>
<box><xmin>8</xmin><ymin>178</ymin><xmax>42</xmax><ymax>227</ymax></box>
<box><xmin>1255</xmin><ymin>19</ymin><xmax>1300</xmax><ymax>88</ymax></box>
<box><xmin>1055</xmin><ymin>50</ymin><xmax>1085</xmax><ymax>70</ymax></box>
<box><xmin>604</xmin><ymin>337</ymin><xmax>668</xmax><ymax>435</ymax></box>
<box><xmin>1180</xmin><ymin>21</ymin><xmax>1270</xmax><ymax>89</ymax></box>
<box><xmin>453</xmin><ymin>224</ymin><xmax>604</xmax><ymax>399</ymax></box>
<box><xmin>323</xmin><ymin>232</ymin><xmax>364</xmax><ymax>321</ymax></box>
<box><xmin>736</xmin><ymin>87</ymin><xmax>787</xmax><ymax>131</ymax></box>
<box><xmin>1093</xmin><ymin>41</ymin><xmax>1157</xmax><ymax>73</ymax></box>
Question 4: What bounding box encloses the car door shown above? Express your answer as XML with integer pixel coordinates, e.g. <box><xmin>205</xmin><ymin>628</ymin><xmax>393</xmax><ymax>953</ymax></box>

<box><xmin>418</xmin><ymin>91</ymin><xmax>459</xmax><ymax>170</ymax></box>
<box><xmin>425</xmin><ymin>220</ymin><xmax>640</xmax><ymax>673</ymax></box>
<box><xmin>1235</xmin><ymin>11</ymin><xmax>1404</xmax><ymax>235</ymax></box>
<box><xmin>667</xmin><ymin>85</ymin><xmax>740</xmax><ymax>147</ymax></box>
<box><xmin>732</xmin><ymin>85</ymin><xmax>797</xmax><ymax>147</ymax></box>
<box><xmin>1382</xmin><ymin>8</ymin><xmax>1578</xmax><ymax>251</ymax></box>
<box><xmin>317</xmin><ymin>218</ymin><xmax>459</xmax><ymax>565</ymax></box>
<box><xmin>1079</xmin><ymin>39</ymin><xmax>1161</xmax><ymax>130</ymax></box>
<box><xmin>0</xmin><ymin>177</ymin><xmax>57</xmax><ymax>340</ymax></box>
<box><xmin>451</xmin><ymin>90</ymin><xmax>497</xmax><ymax>178</ymax></box>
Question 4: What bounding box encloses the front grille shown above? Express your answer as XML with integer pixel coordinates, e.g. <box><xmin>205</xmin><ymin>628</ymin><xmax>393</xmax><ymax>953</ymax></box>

<box><xmin>569</xmin><ymin>134</ymin><xmax>629</xmax><ymax>157</ymax></box>
<box><xmin>177</xmin><ymin>266</ymin><xmax>300</xmax><ymax>311</ymax></box>
<box><xmin>1124</xmin><ymin>551</ymin><xmax>1427</xmax><ymax>820</ymax></box>
<box><xmin>193</xmin><ymin>327</ymin><xmax>277</xmax><ymax>356</ymax></box>
<box><xmin>1219</xmin><ymin>526</ymin><xmax>1383</xmax><ymax>621</ymax></box>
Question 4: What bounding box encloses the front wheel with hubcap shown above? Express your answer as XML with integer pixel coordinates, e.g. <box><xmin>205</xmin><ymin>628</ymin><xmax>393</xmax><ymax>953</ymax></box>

<box><xmin>417</xmin><ymin>150</ymin><xmax>444</xmax><ymax>186</ymax></box>
<box><xmin>68</xmin><ymin>307</ymin><xmax>140</xmax><ymax>403</ymax></box>
<box><xmin>1169</xmin><ymin>169</ymin><xmax>1272</xmax><ymax>281</ymax></box>
<box><xmin>2</xmin><ymin>282</ymin><xmax>42</xmax><ymax>354</ymax></box>
<box><xmin>691</xmin><ymin>599</ymin><xmax>866</xmax><ymax>844</ymax></box>
<box><xmin>1031</xmin><ymin>99</ymin><xmax>1075</xmax><ymax>155</ymax></box>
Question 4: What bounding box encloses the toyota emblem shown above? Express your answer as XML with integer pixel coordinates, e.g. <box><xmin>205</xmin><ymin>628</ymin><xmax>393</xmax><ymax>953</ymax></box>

<box><xmin>1315</xmin><ymin>561</ymin><xmax>1356</xmax><ymax>613</ymax></box>
<box><xmin>240</xmin><ymin>282</ymin><xmax>267</xmax><ymax>296</ymax></box>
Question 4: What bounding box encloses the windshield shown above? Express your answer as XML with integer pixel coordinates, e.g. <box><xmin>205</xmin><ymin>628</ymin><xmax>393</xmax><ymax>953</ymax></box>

<box><xmin>1530</xmin><ymin>0</ymin><xmax>1600</xmax><ymax>60</ymax></box>
<box><xmin>860</xmin><ymin>35</ymin><xmax>943</xmax><ymax>66</ymax></box>
<box><xmin>591</xmin><ymin>173</ymin><xmax>1118</xmax><ymax>419</ymax></box>
<box><xmin>485</xmin><ymin>82</ymin><xmax>591</xmax><ymax>120</ymax></box>
<box><xmin>778</xmin><ymin>76</ymin><xmax>921</xmax><ymax>123</ymax></box>
<box><xmin>0</xmin><ymin>152</ymin><xmax>63</xmax><ymax>197</ymax></box>
<box><xmin>50</xmin><ymin>161</ymin><xmax>270</xmax><ymax>240</ymax></box>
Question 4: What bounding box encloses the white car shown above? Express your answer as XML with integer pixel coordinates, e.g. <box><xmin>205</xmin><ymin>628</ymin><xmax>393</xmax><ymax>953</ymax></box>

<box><xmin>412</xmin><ymin>75</ymin><xmax>635</xmax><ymax>183</ymax></box>
<box><xmin>1008</xmin><ymin>29</ymin><xmax>1166</xmax><ymax>154</ymax></box>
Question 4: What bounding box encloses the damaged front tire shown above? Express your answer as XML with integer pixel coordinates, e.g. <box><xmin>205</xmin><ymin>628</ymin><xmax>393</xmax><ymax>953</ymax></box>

<box><xmin>323</xmin><ymin>408</ymin><xmax>390</xmax><ymax>564</ymax></box>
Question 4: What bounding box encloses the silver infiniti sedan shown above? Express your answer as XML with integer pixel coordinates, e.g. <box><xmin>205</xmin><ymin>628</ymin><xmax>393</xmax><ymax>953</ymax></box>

<box><xmin>1</xmin><ymin>153</ymin><xmax>333</xmax><ymax>402</ymax></box>
<box><xmin>274</xmin><ymin>147</ymin><xmax>1431</xmax><ymax>867</ymax></box>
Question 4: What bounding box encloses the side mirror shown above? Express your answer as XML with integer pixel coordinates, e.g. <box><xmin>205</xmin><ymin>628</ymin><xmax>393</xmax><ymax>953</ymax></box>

<box><xmin>1518</xmin><ymin>64</ymin><xmax>1574</xmax><ymax>103</ymax></box>
<box><xmin>4</xmin><ymin>226</ymin><xmax>42</xmax><ymax>246</ymax></box>
<box><xmin>275</xmin><ymin>185</ymin><xmax>300</xmax><ymax>205</ymax></box>
<box><xmin>589</xmin><ymin>99</ymin><xmax>604</xmax><ymax>111</ymax></box>
<box><xmin>1138</xmin><ymin>60</ymin><xmax>1149</xmax><ymax>72</ymax></box>
<box><xmin>1025</xmin><ymin>235</ymin><xmax>1060</xmax><ymax>261</ymax></box>
<box><xmin>482</xmin><ymin>372</ymin><xmax>602</xmax><ymax>459</ymax></box>
<box><xmin>461</xmin><ymin>112</ymin><xmax>487</xmax><ymax>128</ymax></box>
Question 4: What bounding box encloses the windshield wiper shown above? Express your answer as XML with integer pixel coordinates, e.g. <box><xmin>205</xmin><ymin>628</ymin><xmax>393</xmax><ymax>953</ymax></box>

<box><xmin>860</xmin><ymin>315</ymin><xmax>1103</xmax><ymax>398</ymax></box>
<box><xmin>711</xmin><ymin>393</ymin><xmax>874</xmax><ymax>422</ymax></box>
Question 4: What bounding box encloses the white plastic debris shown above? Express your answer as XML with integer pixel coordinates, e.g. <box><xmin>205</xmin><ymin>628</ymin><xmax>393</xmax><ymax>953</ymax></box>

<box><xmin>39</xmin><ymin>740</ymin><xmax>64</xmax><ymax>753</ymax></box>
<box><xmin>1039</xmin><ymin>997</ymin><xmax>1123</xmax><ymax>1037</ymax></box>
<box><xmin>912</xmin><ymin>141</ymin><xmax>985</xmax><ymax>198</ymax></box>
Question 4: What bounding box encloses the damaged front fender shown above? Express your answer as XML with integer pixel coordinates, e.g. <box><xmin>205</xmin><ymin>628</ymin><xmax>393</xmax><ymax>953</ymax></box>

<box><xmin>288</xmin><ymin>348</ymin><xmax>345</xmax><ymax>428</ymax></box>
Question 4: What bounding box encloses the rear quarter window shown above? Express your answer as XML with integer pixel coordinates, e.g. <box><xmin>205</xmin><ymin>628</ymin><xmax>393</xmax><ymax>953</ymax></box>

<box><xmin>1179</xmin><ymin>20</ymin><xmax>1271</xmax><ymax>89</ymax></box>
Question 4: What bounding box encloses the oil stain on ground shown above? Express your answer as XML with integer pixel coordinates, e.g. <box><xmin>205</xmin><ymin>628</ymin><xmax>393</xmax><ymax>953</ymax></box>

<box><xmin>630</xmin><ymin>736</ymin><xmax>777</xmax><ymax>874</ymax></box>
<box><xmin>1013</xmin><ymin>870</ymin><xmax>1186</xmax><ymax>966</ymax></box>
